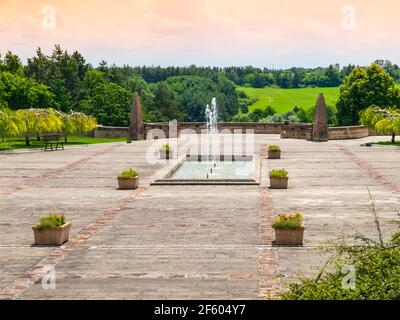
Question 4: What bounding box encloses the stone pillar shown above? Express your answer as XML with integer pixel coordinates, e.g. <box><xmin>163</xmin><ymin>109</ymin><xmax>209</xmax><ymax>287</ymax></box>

<box><xmin>312</xmin><ymin>93</ymin><xmax>329</xmax><ymax>142</ymax></box>
<box><xmin>129</xmin><ymin>92</ymin><xmax>144</xmax><ymax>141</ymax></box>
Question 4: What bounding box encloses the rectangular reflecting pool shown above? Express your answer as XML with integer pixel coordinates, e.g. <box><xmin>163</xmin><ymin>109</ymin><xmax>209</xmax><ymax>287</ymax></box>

<box><xmin>152</xmin><ymin>155</ymin><xmax>260</xmax><ymax>185</ymax></box>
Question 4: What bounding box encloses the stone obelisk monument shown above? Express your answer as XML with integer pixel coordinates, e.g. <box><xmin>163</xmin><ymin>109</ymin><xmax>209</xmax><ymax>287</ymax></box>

<box><xmin>129</xmin><ymin>92</ymin><xmax>144</xmax><ymax>141</ymax></box>
<box><xmin>312</xmin><ymin>93</ymin><xmax>329</xmax><ymax>142</ymax></box>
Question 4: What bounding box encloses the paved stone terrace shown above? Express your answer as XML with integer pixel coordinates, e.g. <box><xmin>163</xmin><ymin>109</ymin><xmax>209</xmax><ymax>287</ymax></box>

<box><xmin>0</xmin><ymin>135</ymin><xmax>398</xmax><ymax>299</ymax></box>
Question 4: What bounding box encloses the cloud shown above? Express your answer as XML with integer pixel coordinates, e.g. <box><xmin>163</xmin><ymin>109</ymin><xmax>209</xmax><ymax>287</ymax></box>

<box><xmin>0</xmin><ymin>0</ymin><xmax>399</xmax><ymax>67</ymax></box>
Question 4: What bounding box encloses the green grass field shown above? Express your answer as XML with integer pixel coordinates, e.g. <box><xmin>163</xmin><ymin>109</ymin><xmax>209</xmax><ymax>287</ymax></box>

<box><xmin>237</xmin><ymin>86</ymin><xmax>340</xmax><ymax>113</ymax></box>
<box><xmin>374</xmin><ymin>141</ymin><xmax>400</xmax><ymax>147</ymax></box>
<box><xmin>0</xmin><ymin>136</ymin><xmax>126</xmax><ymax>151</ymax></box>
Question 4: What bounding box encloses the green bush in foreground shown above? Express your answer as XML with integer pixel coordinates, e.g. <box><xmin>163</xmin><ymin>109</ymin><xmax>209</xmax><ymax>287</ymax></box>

<box><xmin>36</xmin><ymin>215</ymin><xmax>66</xmax><ymax>230</ymax></box>
<box><xmin>282</xmin><ymin>189</ymin><xmax>400</xmax><ymax>300</ymax></box>
<box><xmin>269</xmin><ymin>169</ymin><xmax>288</xmax><ymax>178</ymax></box>
<box><xmin>118</xmin><ymin>168</ymin><xmax>139</xmax><ymax>179</ymax></box>
<box><xmin>273</xmin><ymin>212</ymin><xmax>303</xmax><ymax>230</ymax></box>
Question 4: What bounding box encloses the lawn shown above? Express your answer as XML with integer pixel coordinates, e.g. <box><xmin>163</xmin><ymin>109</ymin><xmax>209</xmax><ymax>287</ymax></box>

<box><xmin>0</xmin><ymin>136</ymin><xmax>127</xmax><ymax>151</ymax></box>
<box><xmin>373</xmin><ymin>141</ymin><xmax>400</xmax><ymax>147</ymax></box>
<box><xmin>237</xmin><ymin>86</ymin><xmax>340</xmax><ymax>114</ymax></box>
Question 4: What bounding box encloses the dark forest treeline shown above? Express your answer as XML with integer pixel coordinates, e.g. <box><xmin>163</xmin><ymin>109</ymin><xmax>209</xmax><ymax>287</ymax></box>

<box><xmin>1</xmin><ymin>45</ymin><xmax>399</xmax><ymax>126</ymax></box>
<box><xmin>102</xmin><ymin>61</ymin><xmax>400</xmax><ymax>88</ymax></box>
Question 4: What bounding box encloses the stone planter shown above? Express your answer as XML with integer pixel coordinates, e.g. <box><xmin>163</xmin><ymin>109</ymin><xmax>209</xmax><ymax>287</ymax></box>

<box><xmin>117</xmin><ymin>176</ymin><xmax>139</xmax><ymax>190</ymax></box>
<box><xmin>160</xmin><ymin>150</ymin><xmax>172</xmax><ymax>159</ymax></box>
<box><xmin>32</xmin><ymin>222</ymin><xmax>71</xmax><ymax>246</ymax></box>
<box><xmin>268</xmin><ymin>150</ymin><xmax>281</xmax><ymax>159</ymax></box>
<box><xmin>269</xmin><ymin>176</ymin><xmax>288</xmax><ymax>189</ymax></box>
<box><xmin>274</xmin><ymin>227</ymin><xmax>305</xmax><ymax>245</ymax></box>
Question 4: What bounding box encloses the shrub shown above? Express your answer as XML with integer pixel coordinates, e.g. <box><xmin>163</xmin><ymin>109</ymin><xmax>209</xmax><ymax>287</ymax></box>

<box><xmin>281</xmin><ymin>189</ymin><xmax>400</xmax><ymax>300</ymax></box>
<box><xmin>118</xmin><ymin>168</ymin><xmax>139</xmax><ymax>179</ymax></box>
<box><xmin>36</xmin><ymin>215</ymin><xmax>66</xmax><ymax>230</ymax></box>
<box><xmin>160</xmin><ymin>144</ymin><xmax>172</xmax><ymax>153</ymax></box>
<box><xmin>270</xmin><ymin>169</ymin><xmax>288</xmax><ymax>178</ymax></box>
<box><xmin>231</xmin><ymin>113</ymin><xmax>250</xmax><ymax>122</ymax></box>
<box><xmin>268</xmin><ymin>145</ymin><xmax>281</xmax><ymax>152</ymax></box>
<box><xmin>272</xmin><ymin>212</ymin><xmax>303</xmax><ymax>230</ymax></box>
<box><xmin>265</xmin><ymin>105</ymin><xmax>277</xmax><ymax>117</ymax></box>
<box><xmin>259</xmin><ymin>114</ymin><xmax>285</xmax><ymax>123</ymax></box>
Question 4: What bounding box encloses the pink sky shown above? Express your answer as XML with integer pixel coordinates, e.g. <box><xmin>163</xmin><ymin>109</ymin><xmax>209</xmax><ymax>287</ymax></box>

<box><xmin>0</xmin><ymin>0</ymin><xmax>399</xmax><ymax>67</ymax></box>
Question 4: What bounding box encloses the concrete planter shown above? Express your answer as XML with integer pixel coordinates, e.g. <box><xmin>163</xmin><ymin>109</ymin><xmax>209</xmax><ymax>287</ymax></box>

<box><xmin>160</xmin><ymin>150</ymin><xmax>172</xmax><ymax>159</ymax></box>
<box><xmin>268</xmin><ymin>150</ymin><xmax>281</xmax><ymax>159</ymax></box>
<box><xmin>269</xmin><ymin>176</ymin><xmax>288</xmax><ymax>189</ymax></box>
<box><xmin>274</xmin><ymin>227</ymin><xmax>304</xmax><ymax>245</ymax></box>
<box><xmin>32</xmin><ymin>222</ymin><xmax>71</xmax><ymax>246</ymax></box>
<box><xmin>117</xmin><ymin>176</ymin><xmax>139</xmax><ymax>190</ymax></box>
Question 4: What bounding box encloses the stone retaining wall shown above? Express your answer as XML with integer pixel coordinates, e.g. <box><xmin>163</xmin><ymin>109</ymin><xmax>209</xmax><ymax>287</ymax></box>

<box><xmin>94</xmin><ymin>123</ymin><xmax>370</xmax><ymax>140</ymax></box>
<box><xmin>94</xmin><ymin>126</ymin><xmax>129</xmax><ymax>138</ymax></box>
<box><xmin>328</xmin><ymin>126</ymin><xmax>369</xmax><ymax>140</ymax></box>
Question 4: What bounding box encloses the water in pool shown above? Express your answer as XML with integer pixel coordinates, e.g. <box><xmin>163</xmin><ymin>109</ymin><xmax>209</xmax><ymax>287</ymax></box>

<box><xmin>168</xmin><ymin>160</ymin><xmax>254</xmax><ymax>180</ymax></box>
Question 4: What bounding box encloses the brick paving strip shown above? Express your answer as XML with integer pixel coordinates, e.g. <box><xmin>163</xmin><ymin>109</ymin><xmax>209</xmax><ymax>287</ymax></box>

<box><xmin>52</xmin><ymin>271</ymin><xmax>258</xmax><ymax>281</ymax></box>
<box><xmin>0</xmin><ymin>144</ymin><xmax>122</xmax><ymax>197</ymax></box>
<box><xmin>1</xmin><ymin>140</ymin><xmax>283</xmax><ymax>299</ymax></box>
<box><xmin>336</xmin><ymin>144</ymin><xmax>400</xmax><ymax>195</ymax></box>
<box><xmin>258</xmin><ymin>145</ymin><xmax>281</xmax><ymax>300</ymax></box>
<box><xmin>0</xmin><ymin>187</ymin><xmax>145</xmax><ymax>299</ymax></box>
<box><xmin>0</xmin><ymin>140</ymin><xmax>194</xmax><ymax>299</ymax></box>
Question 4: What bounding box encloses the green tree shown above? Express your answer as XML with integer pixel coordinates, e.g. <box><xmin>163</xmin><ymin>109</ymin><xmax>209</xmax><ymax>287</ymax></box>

<box><xmin>360</xmin><ymin>106</ymin><xmax>400</xmax><ymax>143</ymax></box>
<box><xmin>324</xmin><ymin>64</ymin><xmax>341</xmax><ymax>87</ymax></box>
<box><xmin>249</xmin><ymin>108</ymin><xmax>265</xmax><ymax>122</ymax></box>
<box><xmin>16</xmin><ymin>108</ymin><xmax>63</xmax><ymax>145</ymax></box>
<box><xmin>59</xmin><ymin>111</ymin><xmax>97</xmax><ymax>142</ymax></box>
<box><xmin>231</xmin><ymin>113</ymin><xmax>250</xmax><ymax>122</ymax></box>
<box><xmin>374</xmin><ymin>60</ymin><xmax>400</xmax><ymax>82</ymax></box>
<box><xmin>276</xmin><ymin>71</ymin><xmax>294</xmax><ymax>88</ymax></box>
<box><xmin>0</xmin><ymin>108</ymin><xmax>23</xmax><ymax>141</ymax></box>
<box><xmin>336</xmin><ymin>64</ymin><xmax>400</xmax><ymax>125</ymax></box>
<box><xmin>26</xmin><ymin>45</ymin><xmax>90</xmax><ymax>111</ymax></box>
<box><xmin>78</xmin><ymin>70</ymin><xmax>132</xmax><ymax>126</ymax></box>
<box><xmin>264</xmin><ymin>105</ymin><xmax>276</xmax><ymax>117</ymax></box>
<box><xmin>122</xmin><ymin>76</ymin><xmax>154</xmax><ymax>114</ymax></box>
<box><xmin>0</xmin><ymin>72</ymin><xmax>55</xmax><ymax>109</ymax></box>
<box><xmin>2</xmin><ymin>51</ymin><xmax>24</xmax><ymax>75</ymax></box>
<box><xmin>165</xmin><ymin>76</ymin><xmax>238</xmax><ymax>122</ymax></box>
<box><xmin>152</xmin><ymin>81</ymin><xmax>183</xmax><ymax>121</ymax></box>
<box><xmin>251</xmin><ymin>73</ymin><xmax>267</xmax><ymax>88</ymax></box>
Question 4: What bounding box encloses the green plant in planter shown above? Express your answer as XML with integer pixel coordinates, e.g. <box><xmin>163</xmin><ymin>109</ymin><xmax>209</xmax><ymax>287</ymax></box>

<box><xmin>270</xmin><ymin>169</ymin><xmax>288</xmax><ymax>178</ymax></box>
<box><xmin>273</xmin><ymin>212</ymin><xmax>303</xmax><ymax>229</ymax></box>
<box><xmin>268</xmin><ymin>145</ymin><xmax>281</xmax><ymax>152</ymax></box>
<box><xmin>36</xmin><ymin>215</ymin><xmax>67</xmax><ymax>230</ymax></box>
<box><xmin>160</xmin><ymin>144</ymin><xmax>172</xmax><ymax>153</ymax></box>
<box><xmin>118</xmin><ymin>168</ymin><xmax>139</xmax><ymax>179</ymax></box>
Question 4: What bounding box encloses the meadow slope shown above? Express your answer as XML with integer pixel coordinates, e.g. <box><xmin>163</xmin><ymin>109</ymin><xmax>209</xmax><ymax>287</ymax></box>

<box><xmin>237</xmin><ymin>86</ymin><xmax>340</xmax><ymax>113</ymax></box>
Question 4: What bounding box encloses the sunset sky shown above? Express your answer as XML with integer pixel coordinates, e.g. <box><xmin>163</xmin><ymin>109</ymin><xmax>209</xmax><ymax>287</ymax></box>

<box><xmin>0</xmin><ymin>0</ymin><xmax>399</xmax><ymax>68</ymax></box>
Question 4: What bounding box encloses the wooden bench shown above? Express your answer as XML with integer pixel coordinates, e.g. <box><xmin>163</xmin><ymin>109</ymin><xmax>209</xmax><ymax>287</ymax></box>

<box><xmin>41</xmin><ymin>134</ymin><xmax>65</xmax><ymax>151</ymax></box>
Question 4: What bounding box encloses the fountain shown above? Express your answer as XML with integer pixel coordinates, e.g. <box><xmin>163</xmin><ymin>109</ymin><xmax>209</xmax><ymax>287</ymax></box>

<box><xmin>152</xmin><ymin>98</ymin><xmax>259</xmax><ymax>185</ymax></box>
<box><xmin>205</xmin><ymin>98</ymin><xmax>218</xmax><ymax>158</ymax></box>
<box><xmin>205</xmin><ymin>98</ymin><xmax>219</xmax><ymax>179</ymax></box>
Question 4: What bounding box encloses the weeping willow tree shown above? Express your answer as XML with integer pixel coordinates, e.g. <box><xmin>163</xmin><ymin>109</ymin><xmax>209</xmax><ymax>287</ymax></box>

<box><xmin>56</xmin><ymin>110</ymin><xmax>97</xmax><ymax>142</ymax></box>
<box><xmin>0</xmin><ymin>108</ymin><xmax>24</xmax><ymax>142</ymax></box>
<box><xmin>16</xmin><ymin>108</ymin><xmax>64</xmax><ymax>146</ymax></box>
<box><xmin>360</xmin><ymin>106</ymin><xmax>400</xmax><ymax>143</ymax></box>
<box><xmin>2</xmin><ymin>108</ymin><xmax>97</xmax><ymax>146</ymax></box>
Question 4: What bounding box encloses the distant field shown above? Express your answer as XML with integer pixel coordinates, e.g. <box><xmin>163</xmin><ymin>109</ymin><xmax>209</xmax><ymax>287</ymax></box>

<box><xmin>237</xmin><ymin>86</ymin><xmax>340</xmax><ymax>114</ymax></box>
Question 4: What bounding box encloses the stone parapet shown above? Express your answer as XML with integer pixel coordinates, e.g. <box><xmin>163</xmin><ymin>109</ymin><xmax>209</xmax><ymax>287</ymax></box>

<box><xmin>328</xmin><ymin>126</ymin><xmax>369</xmax><ymax>140</ymax></box>
<box><xmin>94</xmin><ymin>125</ymin><xmax>129</xmax><ymax>138</ymax></box>
<box><xmin>95</xmin><ymin>123</ymin><xmax>370</xmax><ymax>141</ymax></box>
